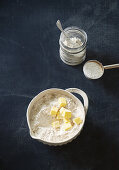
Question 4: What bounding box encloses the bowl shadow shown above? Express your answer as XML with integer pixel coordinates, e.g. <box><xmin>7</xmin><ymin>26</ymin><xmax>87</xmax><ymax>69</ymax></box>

<box><xmin>48</xmin><ymin>119</ymin><xmax>119</xmax><ymax>170</ymax></box>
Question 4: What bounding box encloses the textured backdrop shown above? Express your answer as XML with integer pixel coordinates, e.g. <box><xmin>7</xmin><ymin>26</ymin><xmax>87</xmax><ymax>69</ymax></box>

<box><xmin>0</xmin><ymin>0</ymin><xmax>119</xmax><ymax>170</ymax></box>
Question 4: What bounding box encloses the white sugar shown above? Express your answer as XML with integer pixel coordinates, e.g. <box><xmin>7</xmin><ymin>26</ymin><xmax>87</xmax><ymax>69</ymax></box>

<box><xmin>83</xmin><ymin>62</ymin><xmax>104</xmax><ymax>79</ymax></box>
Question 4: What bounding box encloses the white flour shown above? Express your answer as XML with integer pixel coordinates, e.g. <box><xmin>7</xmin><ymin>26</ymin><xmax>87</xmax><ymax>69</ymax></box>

<box><xmin>83</xmin><ymin>62</ymin><xmax>104</xmax><ymax>79</ymax></box>
<box><xmin>30</xmin><ymin>93</ymin><xmax>84</xmax><ymax>143</ymax></box>
<box><xmin>63</xmin><ymin>37</ymin><xmax>83</xmax><ymax>48</ymax></box>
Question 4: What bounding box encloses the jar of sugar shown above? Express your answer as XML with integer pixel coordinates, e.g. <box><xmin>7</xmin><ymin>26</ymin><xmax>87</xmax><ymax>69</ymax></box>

<box><xmin>59</xmin><ymin>26</ymin><xmax>87</xmax><ymax>65</ymax></box>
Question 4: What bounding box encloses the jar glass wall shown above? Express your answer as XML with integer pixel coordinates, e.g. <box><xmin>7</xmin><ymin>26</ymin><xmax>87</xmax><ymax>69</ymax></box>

<box><xmin>59</xmin><ymin>26</ymin><xmax>87</xmax><ymax>66</ymax></box>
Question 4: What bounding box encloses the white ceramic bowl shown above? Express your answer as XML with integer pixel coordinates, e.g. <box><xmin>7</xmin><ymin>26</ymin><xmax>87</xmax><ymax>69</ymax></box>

<box><xmin>26</xmin><ymin>88</ymin><xmax>88</xmax><ymax>146</ymax></box>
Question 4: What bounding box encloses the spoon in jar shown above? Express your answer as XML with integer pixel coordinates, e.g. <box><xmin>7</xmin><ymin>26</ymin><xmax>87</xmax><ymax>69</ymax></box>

<box><xmin>56</xmin><ymin>20</ymin><xmax>82</xmax><ymax>46</ymax></box>
<box><xmin>56</xmin><ymin>20</ymin><xmax>69</xmax><ymax>38</ymax></box>
<box><xmin>83</xmin><ymin>60</ymin><xmax>119</xmax><ymax>79</ymax></box>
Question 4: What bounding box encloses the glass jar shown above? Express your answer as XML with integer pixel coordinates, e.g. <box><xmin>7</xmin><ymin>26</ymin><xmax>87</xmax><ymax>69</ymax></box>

<box><xmin>59</xmin><ymin>26</ymin><xmax>87</xmax><ymax>66</ymax></box>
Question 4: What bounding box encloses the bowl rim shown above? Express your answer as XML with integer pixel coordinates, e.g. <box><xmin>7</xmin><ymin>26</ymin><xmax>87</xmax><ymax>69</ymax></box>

<box><xmin>26</xmin><ymin>88</ymin><xmax>86</xmax><ymax>146</ymax></box>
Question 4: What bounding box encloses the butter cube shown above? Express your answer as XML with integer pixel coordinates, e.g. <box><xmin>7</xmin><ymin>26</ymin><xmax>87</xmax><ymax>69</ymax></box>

<box><xmin>63</xmin><ymin>118</ymin><xmax>70</xmax><ymax>123</ymax></box>
<box><xmin>56</xmin><ymin>112</ymin><xmax>63</xmax><ymax>119</ymax></box>
<box><xmin>52</xmin><ymin>121</ymin><xmax>60</xmax><ymax>128</ymax></box>
<box><xmin>51</xmin><ymin>106</ymin><xmax>59</xmax><ymax>117</ymax></box>
<box><xmin>60</xmin><ymin>107</ymin><xmax>65</xmax><ymax>114</ymax></box>
<box><xmin>62</xmin><ymin>109</ymin><xmax>71</xmax><ymax>119</ymax></box>
<box><xmin>73</xmin><ymin>117</ymin><xmax>83</xmax><ymax>125</ymax></box>
<box><xmin>58</xmin><ymin>97</ymin><xmax>67</xmax><ymax>107</ymax></box>
<box><xmin>63</xmin><ymin>122</ymin><xmax>72</xmax><ymax>131</ymax></box>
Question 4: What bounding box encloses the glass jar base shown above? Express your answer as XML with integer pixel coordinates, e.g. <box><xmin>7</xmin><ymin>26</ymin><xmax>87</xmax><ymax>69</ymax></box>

<box><xmin>60</xmin><ymin>54</ymin><xmax>86</xmax><ymax>66</ymax></box>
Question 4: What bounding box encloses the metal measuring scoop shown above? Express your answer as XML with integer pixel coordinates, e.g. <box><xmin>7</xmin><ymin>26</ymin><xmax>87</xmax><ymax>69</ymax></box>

<box><xmin>83</xmin><ymin>60</ymin><xmax>119</xmax><ymax>79</ymax></box>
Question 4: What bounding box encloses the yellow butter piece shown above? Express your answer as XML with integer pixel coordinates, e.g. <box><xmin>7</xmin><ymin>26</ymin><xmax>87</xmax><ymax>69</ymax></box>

<box><xmin>58</xmin><ymin>97</ymin><xmax>67</xmax><ymax>107</ymax></box>
<box><xmin>60</xmin><ymin>107</ymin><xmax>65</xmax><ymax>114</ymax></box>
<box><xmin>52</xmin><ymin>121</ymin><xmax>60</xmax><ymax>128</ymax></box>
<box><xmin>73</xmin><ymin>117</ymin><xmax>83</xmax><ymax>125</ymax></box>
<box><xmin>56</xmin><ymin>112</ymin><xmax>63</xmax><ymax>119</ymax></box>
<box><xmin>51</xmin><ymin>106</ymin><xmax>59</xmax><ymax>117</ymax></box>
<box><xmin>63</xmin><ymin>122</ymin><xmax>72</xmax><ymax>131</ymax></box>
<box><xmin>63</xmin><ymin>118</ymin><xmax>70</xmax><ymax>123</ymax></box>
<box><xmin>62</xmin><ymin>109</ymin><xmax>71</xmax><ymax>119</ymax></box>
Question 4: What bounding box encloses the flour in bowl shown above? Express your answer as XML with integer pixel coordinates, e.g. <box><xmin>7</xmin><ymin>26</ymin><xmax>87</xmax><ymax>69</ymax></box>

<box><xmin>30</xmin><ymin>93</ymin><xmax>84</xmax><ymax>143</ymax></box>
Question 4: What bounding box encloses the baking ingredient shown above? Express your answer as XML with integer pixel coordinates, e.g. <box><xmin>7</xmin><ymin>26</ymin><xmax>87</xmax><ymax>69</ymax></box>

<box><xmin>50</xmin><ymin>99</ymin><xmax>72</xmax><ymax>129</ymax></box>
<box><xmin>59</xmin><ymin>27</ymin><xmax>87</xmax><ymax>66</ymax></box>
<box><xmin>63</xmin><ymin>37</ymin><xmax>83</xmax><ymax>48</ymax></box>
<box><xmin>50</xmin><ymin>106</ymin><xmax>59</xmax><ymax>117</ymax></box>
<box><xmin>58</xmin><ymin>97</ymin><xmax>67</xmax><ymax>107</ymax></box>
<box><xmin>56</xmin><ymin>112</ymin><xmax>63</xmax><ymax>119</ymax></box>
<box><xmin>52</xmin><ymin>121</ymin><xmax>60</xmax><ymax>128</ymax></box>
<box><xmin>30</xmin><ymin>93</ymin><xmax>84</xmax><ymax>143</ymax></box>
<box><xmin>63</xmin><ymin>118</ymin><xmax>70</xmax><ymax>123</ymax></box>
<box><xmin>63</xmin><ymin>122</ymin><xmax>72</xmax><ymax>131</ymax></box>
<box><xmin>83</xmin><ymin>61</ymin><xmax>104</xmax><ymax>79</ymax></box>
<box><xmin>73</xmin><ymin>117</ymin><xmax>82</xmax><ymax>125</ymax></box>
<box><xmin>62</xmin><ymin>108</ymin><xmax>71</xmax><ymax>119</ymax></box>
<box><xmin>60</xmin><ymin>107</ymin><xmax>65</xmax><ymax>114</ymax></box>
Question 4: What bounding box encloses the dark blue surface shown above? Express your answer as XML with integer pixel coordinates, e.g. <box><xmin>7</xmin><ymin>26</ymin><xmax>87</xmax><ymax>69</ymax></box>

<box><xmin>0</xmin><ymin>0</ymin><xmax>119</xmax><ymax>169</ymax></box>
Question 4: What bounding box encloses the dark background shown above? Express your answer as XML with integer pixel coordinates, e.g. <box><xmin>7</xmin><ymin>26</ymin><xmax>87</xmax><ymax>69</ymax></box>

<box><xmin>0</xmin><ymin>0</ymin><xmax>119</xmax><ymax>169</ymax></box>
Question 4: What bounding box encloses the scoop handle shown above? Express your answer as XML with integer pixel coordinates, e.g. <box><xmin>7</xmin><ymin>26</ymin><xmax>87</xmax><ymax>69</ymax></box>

<box><xmin>104</xmin><ymin>64</ymin><xmax>119</xmax><ymax>69</ymax></box>
<box><xmin>65</xmin><ymin>88</ymin><xmax>88</xmax><ymax>114</ymax></box>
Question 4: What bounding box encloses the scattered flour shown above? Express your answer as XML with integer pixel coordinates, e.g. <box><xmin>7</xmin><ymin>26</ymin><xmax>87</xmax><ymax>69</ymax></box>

<box><xmin>30</xmin><ymin>93</ymin><xmax>84</xmax><ymax>143</ymax></box>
